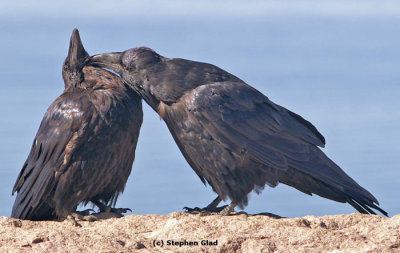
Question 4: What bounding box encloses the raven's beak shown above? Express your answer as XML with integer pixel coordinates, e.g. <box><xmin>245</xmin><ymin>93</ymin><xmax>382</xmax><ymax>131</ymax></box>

<box><xmin>90</xmin><ymin>52</ymin><xmax>123</xmax><ymax>74</ymax></box>
<box><xmin>67</xmin><ymin>28</ymin><xmax>89</xmax><ymax>67</ymax></box>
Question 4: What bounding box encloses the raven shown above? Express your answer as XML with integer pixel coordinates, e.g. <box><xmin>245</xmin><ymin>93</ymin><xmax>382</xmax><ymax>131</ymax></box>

<box><xmin>11</xmin><ymin>29</ymin><xmax>143</xmax><ymax>222</ymax></box>
<box><xmin>90</xmin><ymin>47</ymin><xmax>386</xmax><ymax>216</ymax></box>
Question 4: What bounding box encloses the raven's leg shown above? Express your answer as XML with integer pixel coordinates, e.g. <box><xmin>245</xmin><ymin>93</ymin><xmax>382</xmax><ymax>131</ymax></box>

<box><xmin>92</xmin><ymin>200</ymin><xmax>132</xmax><ymax>215</ymax></box>
<box><xmin>184</xmin><ymin>196</ymin><xmax>229</xmax><ymax>213</ymax></box>
<box><xmin>218</xmin><ymin>202</ymin><xmax>236</xmax><ymax>215</ymax></box>
<box><xmin>205</xmin><ymin>196</ymin><xmax>223</xmax><ymax>210</ymax></box>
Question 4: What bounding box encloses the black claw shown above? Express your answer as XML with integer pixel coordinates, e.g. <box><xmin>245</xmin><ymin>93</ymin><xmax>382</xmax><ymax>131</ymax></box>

<box><xmin>183</xmin><ymin>207</ymin><xmax>202</xmax><ymax>212</ymax></box>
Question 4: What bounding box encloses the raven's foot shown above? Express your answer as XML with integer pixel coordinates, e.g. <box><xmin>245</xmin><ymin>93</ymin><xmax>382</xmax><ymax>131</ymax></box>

<box><xmin>73</xmin><ymin>211</ymin><xmax>98</xmax><ymax>221</ymax></box>
<box><xmin>66</xmin><ymin>211</ymin><xmax>98</xmax><ymax>227</ymax></box>
<box><xmin>97</xmin><ymin>206</ymin><xmax>132</xmax><ymax>215</ymax></box>
<box><xmin>91</xmin><ymin>207</ymin><xmax>131</xmax><ymax>219</ymax></box>
<box><xmin>92</xmin><ymin>200</ymin><xmax>132</xmax><ymax>218</ymax></box>
<box><xmin>184</xmin><ymin>196</ymin><xmax>233</xmax><ymax>215</ymax></box>
<box><xmin>183</xmin><ymin>205</ymin><xmax>228</xmax><ymax>214</ymax></box>
<box><xmin>93</xmin><ymin>200</ymin><xmax>131</xmax><ymax>213</ymax></box>
<box><xmin>92</xmin><ymin>211</ymin><xmax>123</xmax><ymax>219</ymax></box>
<box><xmin>104</xmin><ymin>207</ymin><xmax>132</xmax><ymax>214</ymax></box>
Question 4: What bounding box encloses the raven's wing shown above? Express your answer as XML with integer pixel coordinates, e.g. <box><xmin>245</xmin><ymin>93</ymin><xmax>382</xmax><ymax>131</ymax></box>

<box><xmin>183</xmin><ymin>81</ymin><xmax>386</xmax><ymax>215</ymax></box>
<box><xmin>12</xmin><ymin>93</ymin><xmax>92</xmax><ymax>219</ymax></box>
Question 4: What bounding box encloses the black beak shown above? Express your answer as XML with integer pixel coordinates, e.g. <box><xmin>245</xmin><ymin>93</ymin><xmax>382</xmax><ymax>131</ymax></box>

<box><xmin>89</xmin><ymin>52</ymin><xmax>123</xmax><ymax>74</ymax></box>
<box><xmin>67</xmin><ymin>28</ymin><xmax>89</xmax><ymax>68</ymax></box>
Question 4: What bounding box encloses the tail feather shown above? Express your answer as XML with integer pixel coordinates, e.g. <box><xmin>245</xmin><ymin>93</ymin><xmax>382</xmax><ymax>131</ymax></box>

<box><xmin>12</xmin><ymin>161</ymin><xmax>57</xmax><ymax>220</ymax></box>
<box><xmin>277</xmin><ymin>165</ymin><xmax>387</xmax><ymax>216</ymax></box>
<box><xmin>345</xmin><ymin>192</ymin><xmax>388</xmax><ymax>216</ymax></box>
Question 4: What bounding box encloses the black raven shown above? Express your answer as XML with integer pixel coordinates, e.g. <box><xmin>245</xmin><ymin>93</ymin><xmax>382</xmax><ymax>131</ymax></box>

<box><xmin>90</xmin><ymin>47</ymin><xmax>386</xmax><ymax>216</ymax></box>
<box><xmin>11</xmin><ymin>29</ymin><xmax>143</xmax><ymax>221</ymax></box>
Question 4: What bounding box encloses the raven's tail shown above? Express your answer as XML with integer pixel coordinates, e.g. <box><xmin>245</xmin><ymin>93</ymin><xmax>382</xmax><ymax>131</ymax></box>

<box><xmin>278</xmin><ymin>146</ymin><xmax>387</xmax><ymax>216</ymax></box>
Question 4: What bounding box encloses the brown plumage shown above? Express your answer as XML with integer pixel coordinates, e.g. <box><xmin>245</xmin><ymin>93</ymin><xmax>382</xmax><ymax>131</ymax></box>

<box><xmin>90</xmin><ymin>47</ymin><xmax>387</xmax><ymax>216</ymax></box>
<box><xmin>11</xmin><ymin>29</ymin><xmax>143</xmax><ymax>220</ymax></box>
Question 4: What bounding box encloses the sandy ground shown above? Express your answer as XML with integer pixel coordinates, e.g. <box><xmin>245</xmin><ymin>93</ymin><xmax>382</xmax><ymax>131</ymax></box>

<box><xmin>1</xmin><ymin>212</ymin><xmax>399</xmax><ymax>252</ymax></box>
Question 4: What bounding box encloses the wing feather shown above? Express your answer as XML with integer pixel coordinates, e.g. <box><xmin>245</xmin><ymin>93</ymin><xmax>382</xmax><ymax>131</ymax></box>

<box><xmin>12</xmin><ymin>94</ymin><xmax>89</xmax><ymax>219</ymax></box>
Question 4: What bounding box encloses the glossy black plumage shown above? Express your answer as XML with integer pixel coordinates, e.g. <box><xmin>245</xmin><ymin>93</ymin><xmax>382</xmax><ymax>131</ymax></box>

<box><xmin>11</xmin><ymin>29</ymin><xmax>143</xmax><ymax>220</ymax></box>
<box><xmin>90</xmin><ymin>47</ymin><xmax>386</xmax><ymax>215</ymax></box>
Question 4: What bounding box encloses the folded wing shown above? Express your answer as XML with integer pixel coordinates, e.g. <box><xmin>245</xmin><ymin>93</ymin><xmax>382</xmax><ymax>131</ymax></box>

<box><xmin>184</xmin><ymin>81</ymin><xmax>386</xmax><ymax>215</ymax></box>
<box><xmin>12</xmin><ymin>93</ymin><xmax>93</xmax><ymax>219</ymax></box>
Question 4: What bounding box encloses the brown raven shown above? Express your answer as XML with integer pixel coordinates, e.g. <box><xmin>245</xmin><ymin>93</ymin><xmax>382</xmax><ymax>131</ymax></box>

<box><xmin>11</xmin><ymin>29</ymin><xmax>143</xmax><ymax>221</ymax></box>
<box><xmin>90</xmin><ymin>47</ymin><xmax>387</xmax><ymax>216</ymax></box>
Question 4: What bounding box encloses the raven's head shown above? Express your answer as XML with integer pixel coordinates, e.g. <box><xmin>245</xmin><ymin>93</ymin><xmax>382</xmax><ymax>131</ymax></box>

<box><xmin>89</xmin><ymin>47</ymin><xmax>162</xmax><ymax>108</ymax></box>
<box><xmin>89</xmin><ymin>47</ymin><xmax>161</xmax><ymax>81</ymax></box>
<box><xmin>62</xmin><ymin>28</ymin><xmax>89</xmax><ymax>88</ymax></box>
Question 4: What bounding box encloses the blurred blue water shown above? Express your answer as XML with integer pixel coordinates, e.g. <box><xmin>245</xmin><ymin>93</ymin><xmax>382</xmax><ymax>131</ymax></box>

<box><xmin>0</xmin><ymin>15</ymin><xmax>399</xmax><ymax>218</ymax></box>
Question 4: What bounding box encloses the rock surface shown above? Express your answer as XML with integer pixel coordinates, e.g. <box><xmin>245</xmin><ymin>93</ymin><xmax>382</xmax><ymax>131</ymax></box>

<box><xmin>1</xmin><ymin>212</ymin><xmax>399</xmax><ymax>252</ymax></box>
